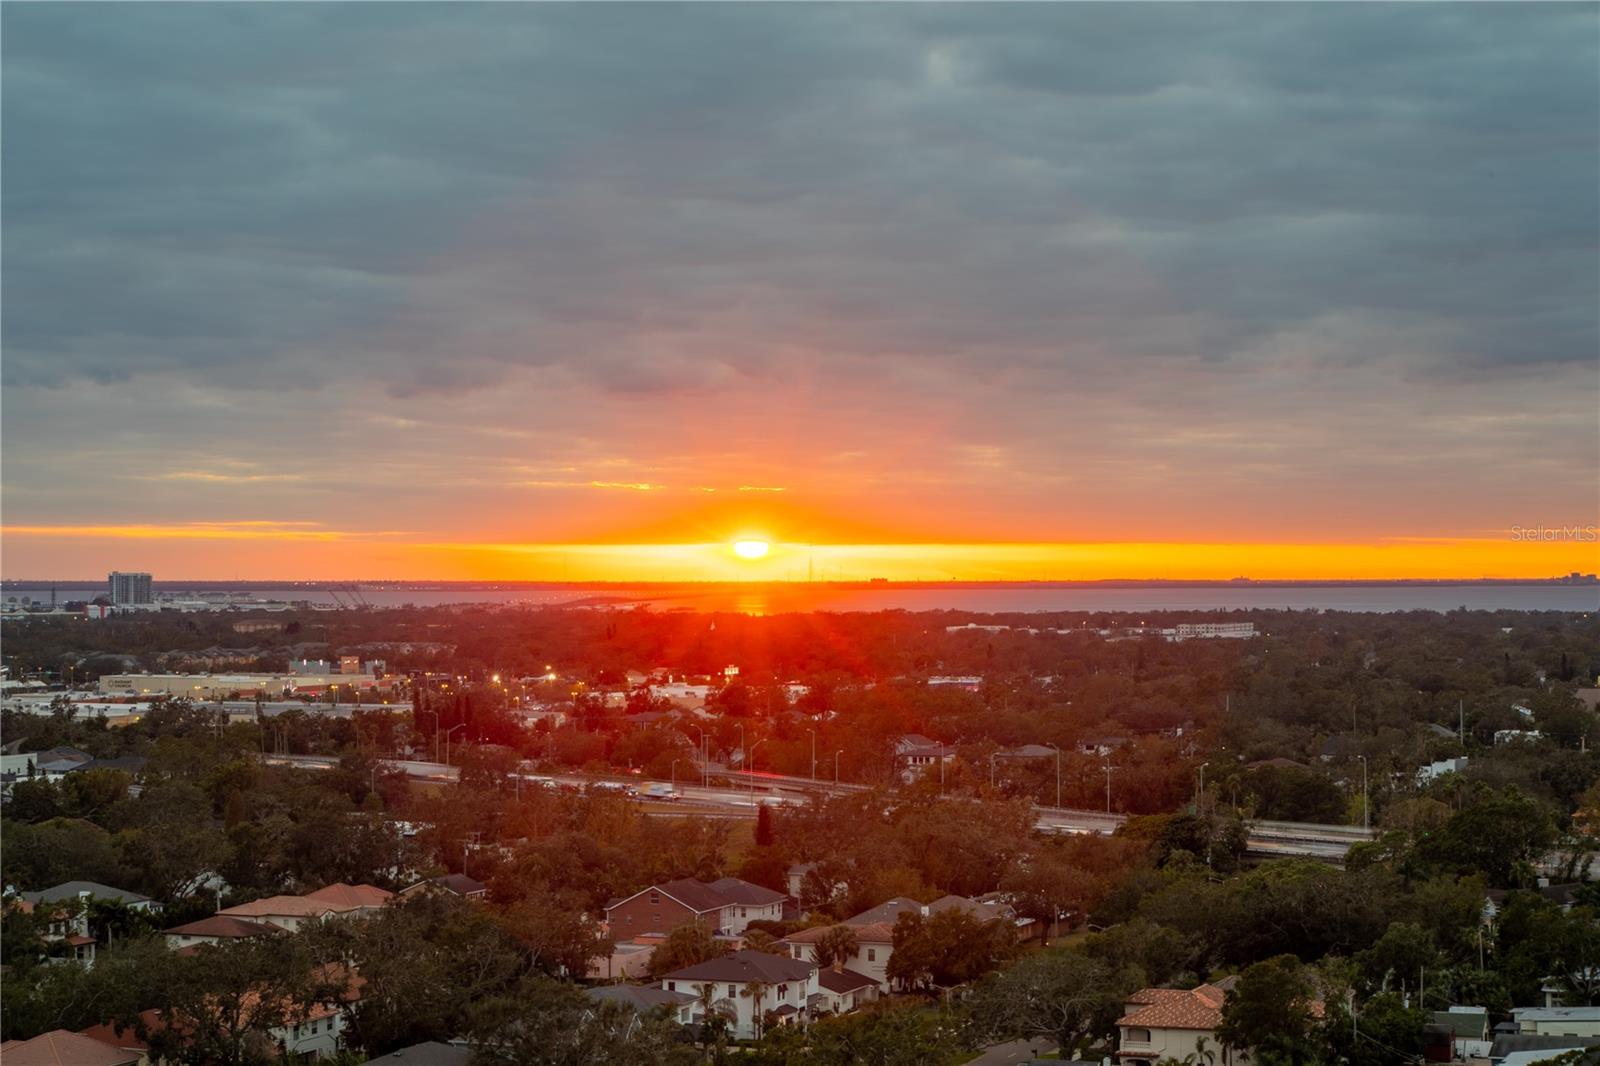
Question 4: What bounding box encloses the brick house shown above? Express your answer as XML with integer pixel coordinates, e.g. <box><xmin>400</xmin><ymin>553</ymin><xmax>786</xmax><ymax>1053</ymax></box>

<box><xmin>605</xmin><ymin>877</ymin><xmax>785</xmax><ymax>937</ymax></box>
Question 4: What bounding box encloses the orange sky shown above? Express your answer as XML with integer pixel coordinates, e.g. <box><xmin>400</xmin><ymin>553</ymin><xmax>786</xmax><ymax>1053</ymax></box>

<box><xmin>3</xmin><ymin>6</ymin><xmax>1597</xmax><ymax>584</ymax></box>
<box><xmin>2</xmin><ymin>522</ymin><xmax>1596</xmax><ymax>582</ymax></box>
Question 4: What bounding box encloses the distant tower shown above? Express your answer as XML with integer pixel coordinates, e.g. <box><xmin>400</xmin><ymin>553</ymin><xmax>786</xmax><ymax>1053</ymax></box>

<box><xmin>808</xmin><ymin>554</ymin><xmax>815</xmax><ymax>582</ymax></box>
<box><xmin>109</xmin><ymin>571</ymin><xmax>153</xmax><ymax>606</ymax></box>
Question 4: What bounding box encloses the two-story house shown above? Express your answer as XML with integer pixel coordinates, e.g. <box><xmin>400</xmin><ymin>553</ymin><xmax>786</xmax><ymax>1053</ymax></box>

<box><xmin>15</xmin><ymin>882</ymin><xmax>161</xmax><ymax>968</ymax></box>
<box><xmin>660</xmin><ymin>949</ymin><xmax>819</xmax><ymax>1040</ymax></box>
<box><xmin>1115</xmin><ymin>979</ymin><xmax>1240</xmax><ymax>1065</ymax></box>
<box><xmin>781</xmin><ymin>921</ymin><xmax>895</xmax><ymax>992</ymax></box>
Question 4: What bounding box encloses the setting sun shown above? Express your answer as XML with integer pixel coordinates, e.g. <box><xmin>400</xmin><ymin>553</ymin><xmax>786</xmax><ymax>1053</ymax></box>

<box><xmin>732</xmin><ymin>539</ymin><xmax>771</xmax><ymax>561</ymax></box>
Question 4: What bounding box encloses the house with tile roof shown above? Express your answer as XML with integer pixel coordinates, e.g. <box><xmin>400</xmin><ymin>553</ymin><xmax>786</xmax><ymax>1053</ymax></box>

<box><xmin>163</xmin><ymin>914</ymin><xmax>282</xmax><ymax>950</ymax></box>
<box><xmin>302</xmin><ymin>882</ymin><xmax>393</xmax><ymax>916</ymax></box>
<box><xmin>216</xmin><ymin>883</ymin><xmax>391</xmax><ymax>932</ymax></box>
<box><xmin>660</xmin><ymin>949</ymin><xmax>819</xmax><ymax>1040</ymax></box>
<box><xmin>1116</xmin><ymin>978</ymin><xmax>1241</xmax><ymax>1065</ymax></box>
<box><xmin>1116</xmin><ymin>977</ymin><xmax>1324</xmax><ymax>1065</ymax></box>
<box><xmin>216</xmin><ymin>895</ymin><xmax>341</xmax><ymax>932</ymax></box>
<box><xmin>0</xmin><ymin>1029</ymin><xmax>140</xmax><ymax>1066</ymax></box>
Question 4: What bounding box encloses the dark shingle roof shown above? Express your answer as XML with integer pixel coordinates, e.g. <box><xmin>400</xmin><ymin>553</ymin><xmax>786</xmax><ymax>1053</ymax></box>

<box><xmin>652</xmin><ymin>878</ymin><xmax>734</xmax><ymax>913</ymax></box>
<box><xmin>587</xmin><ymin>985</ymin><xmax>695</xmax><ymax>1011</ymax></box>
<box><xmin>662</xmin><ymin>948</ymin><xmax>815</xmax><ymax>985</ymax></box>
<box><xmin>19</xmin><ymin>882</ymin><xmax>152</xmax><ymax>907</ymax></box>
<box><xmin>817</xmin><ymin>967</ymin><xmax>877</xmax><ymax>993</ymax></box>
<box><xmin>359</xmin><ymin>1041</ymin><xmax>472</xmax><ymax>1065</ymax></box>
<box><xmin>705</xmin><ymin>877</ymin><xmax>786</xmax><ymax>906</ymax></box>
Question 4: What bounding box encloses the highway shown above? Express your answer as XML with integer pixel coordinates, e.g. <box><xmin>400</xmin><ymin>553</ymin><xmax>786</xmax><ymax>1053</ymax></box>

<box><xmin>260</xmin><ymin>754</ymin><xmax>1372</xmax><ymax>860</ymax></box>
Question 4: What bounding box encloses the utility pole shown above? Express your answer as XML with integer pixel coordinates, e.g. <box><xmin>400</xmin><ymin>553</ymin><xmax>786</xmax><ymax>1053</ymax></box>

<box><xmin>1103</xmin><ymin>763</ymin><xmax>1116</xmax><ymax>814</ymax></box>
<box><xmin>807</xmin><ymin>728</ymin><xmax>816</xmax><ymax>782</ymax></box>
<box><xmin>833</xmin><ymin>749</ymin><xmax>843</xmax><ymax>787</ymax></box>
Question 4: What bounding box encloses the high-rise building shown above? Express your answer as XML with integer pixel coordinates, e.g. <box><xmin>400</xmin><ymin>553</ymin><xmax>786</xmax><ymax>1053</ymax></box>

<box><xmin>109</xmin><ymin>571</ymin><xmax>153</xmax><ymax>605</ymax></box>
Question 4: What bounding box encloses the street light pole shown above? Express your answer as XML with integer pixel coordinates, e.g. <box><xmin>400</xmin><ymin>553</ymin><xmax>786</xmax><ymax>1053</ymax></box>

<box><xmin>444</xmin><ymin>723</ymin><xmax>464</xmax><ymax>765</ymax></box>
<box><xmin>806</xmin><ymin>728</ymin><xmax>816</xmax><ymax>781</ymax></box>
<box><xmin>1103</xmin><ymin>763</ymin><xmax>1116</xmax><ymax>814</ymax></box>
<box><xmin>749</xmin><ymin>739</ymin><xmax>767</xmax><ymax>800</ymax></box>
<box><xmin>736</xmin><ymin>723</ymin><xmax>745</xmax><ymax>782</ymax></box>
<box><xmin>833</xmin><ymin>749</ymin><xmax>843</xmax><ymax>787</ymax></box>
<box><xmin>1046</xmin><ymin>744</ymin><xmax>1061</xmax><ymax>809</ymax></box>
<box><xmin>671</xmin><ymin>758</ymin><xmax>682</xmax><ymax>792</ymax></box>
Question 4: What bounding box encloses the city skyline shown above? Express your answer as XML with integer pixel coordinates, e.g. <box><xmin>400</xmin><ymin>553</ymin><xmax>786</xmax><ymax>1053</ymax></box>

<box><xmin>3</xmin><ymin>5</ymin><xmax>1597</xmax><ymax>581</ymax></box>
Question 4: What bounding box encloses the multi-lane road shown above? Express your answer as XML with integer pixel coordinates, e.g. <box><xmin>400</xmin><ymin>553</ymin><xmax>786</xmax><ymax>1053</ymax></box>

<box><xmin>262</xmin><ymin>754</ymin><xmax>1372</xmax><ymax>861</ymax></box>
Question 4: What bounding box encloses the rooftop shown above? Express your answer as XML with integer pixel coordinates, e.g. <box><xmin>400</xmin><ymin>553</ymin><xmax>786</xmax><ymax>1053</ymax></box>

<box><xmin>162</xmin><ymin>915</ymin><xmax>281</xmax><ymax>939</ymax></box>
<box><xmin>0</xmin><ymin>1030</ymin><xmax>141</xmax><ymax>1066</ymax></box>
<box><xmin>661</xmin><ymin>948</ymin><xmax>815</xmax><ymax>985</ymax></box>
<box><xmin>18</xmin><ymin>882</ymin><xmax>153</xmax><ymax>907</ymax></box>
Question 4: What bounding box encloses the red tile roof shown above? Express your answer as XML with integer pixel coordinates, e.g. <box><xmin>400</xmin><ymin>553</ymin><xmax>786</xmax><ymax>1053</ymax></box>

<box><xmin>302</xmin><ymin>883</ymin><xmax>393</xmax><ymax>909</ymax></box>
<box><xmin>1118</xmin><ymin>985</ymin><xmax>1229</xmax><ymax>1031</ymax></box>
<box><xmin>218</xmin><ymin>895</ymin><xmax>339</xmax><ymax>919</ymax></box>
<box><xmin>0</xmin><ymin>1029</ymin><xmax>141</xmax><ymax>1066</ymax></box>
<box><xmin>1119</xmin><ymin>978</ymin><xmax>1321</xmax><ymax>1032</ymax></box>
<box><xmin>163</xmin><ymin>915</ymin><xmax>281</xmax><ymax>939</ymax></box>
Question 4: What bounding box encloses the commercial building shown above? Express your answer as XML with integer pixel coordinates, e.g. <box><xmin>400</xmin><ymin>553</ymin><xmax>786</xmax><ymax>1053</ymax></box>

<box><xmin>108</xmin><ymin>572</ymin><xmax>153</xmax><ymax>606</ymax></box>
<box><xmin>98</xmin><ymin>672</ymin><xmax>388</xmax><ymax>699</ymax></box>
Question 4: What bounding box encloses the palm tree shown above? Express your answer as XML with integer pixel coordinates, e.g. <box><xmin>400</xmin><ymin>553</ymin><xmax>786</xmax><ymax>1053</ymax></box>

<box><xmin>693</xmin><ymin>982</ymin><xmax>730</xmax><ymax>1047</ymax></box>
<box><xmin>741</xmin><ymin>979</ymin><xmax>771</xmax><ymax>1038</ymax></box>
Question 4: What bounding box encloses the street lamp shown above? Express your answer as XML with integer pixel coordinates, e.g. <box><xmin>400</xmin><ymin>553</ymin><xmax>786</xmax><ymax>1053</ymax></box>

<box><xmin>833</xmin><ymin>749</ymin><xmax>843</xmax><ymax>787</ymax></box>
<box><xmin>1103</xmin><ymin>762</ymin><xmax>1116</xmax><ymax>814</ymax></box>
<box><xmin>1045</xmin><ymin>744</ymin><xmax>1061</xmax><ymax>809</ymax></box>
<box><xmin>736</xmin><ymin>723</ymin><xmax>745</xmax><ymax>781</ymax></box>
<box><xmin>671</xmin><ymin>758</ymin><xmax>683</xmax><ymax>792</ymax></box>
<box><xmin>444</xmin><ymin>723</ymin><xmax>465</xmax><ymax>765</ymax></box>
<box><xmin>692</xmin><ymin>727</ymin><xmax>708</xmax><ymax>788</ymax></box>
<box><xmin>806</xmin><ymin>728</ymin><xmax>816</xmax><ymax>781</ymax></box>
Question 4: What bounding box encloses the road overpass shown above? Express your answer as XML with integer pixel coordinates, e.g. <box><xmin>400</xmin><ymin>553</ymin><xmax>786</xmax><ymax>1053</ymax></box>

<box><xmin>260</xmin><ymin>754</ymin><xmax>1372</xmax><ymax>860</ymax></box>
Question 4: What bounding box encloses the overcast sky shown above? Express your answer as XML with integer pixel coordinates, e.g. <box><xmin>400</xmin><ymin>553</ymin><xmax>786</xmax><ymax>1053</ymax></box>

<box><xmin>3</xmin><ymin>3</ymin><xmax>1596</xmax><ymax>579</ymax></box>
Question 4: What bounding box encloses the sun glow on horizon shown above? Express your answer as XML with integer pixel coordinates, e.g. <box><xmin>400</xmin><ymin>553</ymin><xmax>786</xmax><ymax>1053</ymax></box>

<box><xmin>732</xmin><ymin>538</ymin><xmax>771</xmax><ymax>560</ymax></box>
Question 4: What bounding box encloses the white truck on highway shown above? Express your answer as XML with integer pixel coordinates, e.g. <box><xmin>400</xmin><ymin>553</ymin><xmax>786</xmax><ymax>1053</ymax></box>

<box><xmin>641</xmin><ymin>782</ymin><xmax>681</xmax><ymax>801</ymax></box>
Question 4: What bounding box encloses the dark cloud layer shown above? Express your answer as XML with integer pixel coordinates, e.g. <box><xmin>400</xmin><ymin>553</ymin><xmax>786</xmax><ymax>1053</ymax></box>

<box><xmin>2</xmin><ymin>3</ymin><xmax>1596</xmax><ymax>549</ymax></box>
